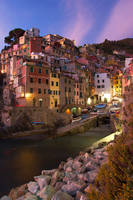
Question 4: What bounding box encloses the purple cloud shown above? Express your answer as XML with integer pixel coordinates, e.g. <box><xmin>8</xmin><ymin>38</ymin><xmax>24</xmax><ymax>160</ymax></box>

<box><xmin>98</xmin><ymin>0</ymin><xmax>133</xmax><ymax>42</ymax></box>
<box><xmin>62</xmin><ymin>0</ymin><xmax>93</xmax><ymax>45</ymax></box>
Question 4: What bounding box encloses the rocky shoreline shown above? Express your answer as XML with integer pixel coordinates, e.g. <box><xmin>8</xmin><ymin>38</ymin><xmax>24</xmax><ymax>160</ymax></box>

<box><xmin>0</xmin><ymin>141</ymin><xmax>112</xmax><ymax>200</ymax></box>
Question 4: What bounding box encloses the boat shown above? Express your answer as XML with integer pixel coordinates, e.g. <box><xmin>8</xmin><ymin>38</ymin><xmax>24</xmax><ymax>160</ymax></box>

<box><xmin>95</xmin><ymin>104</ymin><xmax>107</xmax><ymax>109</ymax></box>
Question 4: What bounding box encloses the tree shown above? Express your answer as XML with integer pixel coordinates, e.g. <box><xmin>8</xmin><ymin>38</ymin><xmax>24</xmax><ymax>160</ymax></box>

<box><xmin>4</xmin><ymin>28</ymin><xmax>25</xmax><ymax>45</ymax></box>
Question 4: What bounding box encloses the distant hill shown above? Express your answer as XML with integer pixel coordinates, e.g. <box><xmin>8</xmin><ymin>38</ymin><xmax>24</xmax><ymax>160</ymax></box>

<box><xmin>94</xmin><ymin>38</ymin><xmax>133</xmax><ymax>55</ymax></box>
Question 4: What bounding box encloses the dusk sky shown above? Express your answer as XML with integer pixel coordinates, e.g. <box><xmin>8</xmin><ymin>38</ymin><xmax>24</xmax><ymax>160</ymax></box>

<box><xmin>0</xmin><ymin>0</ymin><xmax>133</xmax><ymax>50</ymax></box>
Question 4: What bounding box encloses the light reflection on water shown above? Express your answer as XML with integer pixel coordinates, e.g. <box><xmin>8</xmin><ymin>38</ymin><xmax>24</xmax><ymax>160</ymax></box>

<box><xmin>0</xmin><ymin>124</ymin><xmax>111</xmax><ymax>196</ymax></box>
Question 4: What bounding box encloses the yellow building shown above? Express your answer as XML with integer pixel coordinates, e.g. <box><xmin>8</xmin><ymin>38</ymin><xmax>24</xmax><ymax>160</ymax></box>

<box><xmin>111</xmin><ymin>70</ymin><xmax>122</xmax><ymax>98</ymax></box>
<box><xmin>50</xmin><ymin>72</ymin><xmax>60</xmax><ymax>110</ymax></box>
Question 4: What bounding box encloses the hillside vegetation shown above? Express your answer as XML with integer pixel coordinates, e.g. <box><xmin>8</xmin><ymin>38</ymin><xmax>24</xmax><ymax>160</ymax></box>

<box><xmin>94</xmin><ymin>38</ymin><xmax>133</xmax><ymax>55</ymax></box>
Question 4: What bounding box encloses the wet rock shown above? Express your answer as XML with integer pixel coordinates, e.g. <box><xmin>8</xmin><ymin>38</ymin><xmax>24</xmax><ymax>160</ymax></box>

<box><xmin>87</xmin><ymin>170</ymin><xmax>98</xmax><ymax>183</ymax></box>
<box><xmin>37</xmin><ymin>185</ymin><xmax>56</xmax><ymax>200</ymax></box>
<box><xmin>77</xmin><ymin>173</ymin><xmax>89</xmax><ymax>183</ymax></box>
<box><xmin>64</xmin><ymin>160</ymin><xmax>73</xmax><ymax>170</ymax></box>
<box><xmin>84</xmin><ymin>153</ymin><xmax>89</xmax><ymax>160</ymax></box>
<box><xmin>65</xmin><ymin>167</ymin><xmax>73</xmax><ymax>172</ymax></box>
<box><xmin>65</xmin><ymin>172</ymin><xmax>77</xmax><ymax>181</ymax></box>
<box><xmin>16</xmin><ymin>196</ymin><xmax>25</xmax><ymax>200</ymax></box>
<box><xmin>9</xmin><ymin>184</ymin><xmax>27</xmax><ymax>200</ymax></box>
<box><xmin>55</xmin><ymin>182</ymin><xmax>65</xmax><ymax>191</ymax></box>
<box><xmin>61</xmin><ymin>181</ymin><xmax>86</xmax><ymax>196</ymax></box>
<box><xmin>67</xmin><ymin>157</ymin><xmax>73</xmax><ymax>162</ymax></box>
<box><xmin>27</xmin><ymin>182</ymin><xmax>39</xmax><ymax>194</ymax></box>
<box><xmin>58</xmin><ymin>161</ymin><xmax>65</xmax><ymax>171</ymax></box>
<box><xmin>80</xmin><ymin>195</ymin><xmax>88</xmax><ymax>200</ymax></box>
<box><xmin>73</xmin><ymin>161</ymin><xmax>82</xmax><ymax>170</ymax></box>
<box><xmin>24</xmin><ymin>192</ymin><xmax>38</xmax><ymax>200</ymax></box>
<box><xmin>51</xmin><ymin>190</ymin><xmax>74</xmax><ymax>200</ymax></box>
<box><xmin>42</xmin><ymin>169</ymin><xmax>57</xmax><ymax>176</ymax></box>
<box><xmin>34</xmin><ymin>175</ymin><xmax>51</xmax><ymax>189</ymax></box>
<box><xmin>77</xmin><ymin>166</ymin><xmax>87</xmax><ymax>173</ymax></box>
<box><xmin>84</xmin><ymin>185</ymin><xmax>91</xmax><ymax>193</ymax></box>
<box><xmin>75</xmin><ymin>191</ymin><xmax>83</xmax><ymax>200</ymax></box>
<box><xmin>0</xmin><ymin>196</ymin><xmax>11</xmax><ymax>200</ymax></box>
<box><xmin>51</xmin><ymin>170</ymin><xmax>65</xmax><ymax>186</ymax></box>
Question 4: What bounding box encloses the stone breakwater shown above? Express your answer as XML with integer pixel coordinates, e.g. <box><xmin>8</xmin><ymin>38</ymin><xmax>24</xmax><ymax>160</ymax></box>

<box><xmin>1</xmin><ymin>143</ymin><xmax>110</xmax><ymax>200</ymax></box>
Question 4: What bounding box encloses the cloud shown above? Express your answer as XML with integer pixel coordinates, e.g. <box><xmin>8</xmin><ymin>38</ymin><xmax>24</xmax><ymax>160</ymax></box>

<box><xmin>62</xmin><ymin>0</ymin><xmax>93</xmax><ymax>45</ymax></box>
<box><xmin>98</xmin><ymin>0</ymin><xmax>133</xmax><ymax>43</ymax></box>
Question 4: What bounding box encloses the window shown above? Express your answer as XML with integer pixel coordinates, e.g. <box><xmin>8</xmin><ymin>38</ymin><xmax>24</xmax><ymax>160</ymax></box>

<box><xmin>46</xmin><ymin>79</ymin><xmax>49</xmax><ymax>84</ymax></box>
<box><xmin>53</xmin><ymin>91</ymin><xmax>55</xmax><ymax>95</ymax></box>
<box><xmin>80</xmin><ymin>92</ymin><xmax>83</xmax><ymax>98</ymax></box>
<box><xmin>97</xmin><ymin>80</ymin><xmax>100</xmax><ymax>83</ymax></box>
<box><xmin>102</xmin><ymin>85</ymin><xmax>105</xmax><ymax>88</ymax></box>
<box><xmin>45</xmin><ymin>69</ymin><xmax>48</xmax><ymax>74</ymax></box>
<box><xmin>30</xmin><ymin>77</ymin><xmax>33</xmax><ymax>83</ymax></box>
<box><xmin>38</xmin><ymin>78</ymin><xmax>41</xmax><ymax>84</ymax></box>
<box><xmin>56</xmin><ymin>82</ymin><xmax>58</xmax><ymax>86</ymax></box>
<box><xmin>59</xmin><ymin>91</ymin><xmax>61</xmax><ymax>95</ymax></box>
<box><xmin>102</xmin><ymin>80</ymin><xmax>104</xmax><ymax>83</ymax></box>
<box><xmin>51</xmin><ymin>81</ymin><xmax>54</xmax><ymax>86</ymax></box>
<box><xmin>69</xmin><ymin>80</ymin><xmax>71</xmax><ymax>84</ymax></box>
<box><xmin>30</xmin><ymin>88</ymin><xmax>33</xmax><ymax>93</ymax></box>
<box><xmin>69</xmin><ymin>88</ymin><xmax>71</xmax><ymax>92</ymax></box>
<box><xmin>65</xmin><ymin>87</ymin><xmax>67</xmax><ymax>92</ymax></box>
<box><xmin>56</xmin><ymin>91</ymin><xmax>58</xmax><ymax>95</ymax></box>
<box><xmin>38</xmin><ymin>68</ymin><xmax>42</xmax><ymax>73</ymax></box>
<box><xmin>30</xmin><ymin>67</ymin><xmax>33</xmax><ymax>73</ymax></box>
<box><xmin>38</xmin><ymin>88</ymin><xmax>41</xmax><ymax>94</ymax></box>
<box><xmin>97</xmin><ymin>85</ymin><xmax>100</xmax><ymax>88</ymax></box>
<box><xmin>97</xmin><ymin>74</ymin><xmax>99</xmax><ymax>78</ymax></box>
<box><xmin>48</xmin><ymin>89</ymin><xmax>51</xmax><ymax>94</ymax></box>
<box><xmin>65</xmin><ymin>78</ymin><xmax>67</xmax><ymax>83</ymax></box>
<box><xmin>77</xmin><ymin>91</ymin><xmax>79</xmax><ymax>95</ymax></box>
<box><xmin>44</xmin><ymin>89</ymin><xmax>46</xmax><ymax>94</ymax></box>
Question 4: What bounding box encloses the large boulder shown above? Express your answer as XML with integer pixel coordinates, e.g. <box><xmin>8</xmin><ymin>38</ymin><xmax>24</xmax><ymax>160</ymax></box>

<box><xmin>55</xmin><ymin>182</ymin><xmax>65</xmax><ymax>191</ymax></box>
<box><xmin>27</xmin><ymin>182</ymin><xmax>39</xmax><ymax>194</ymax></box>
<box><xmin>0</xmin><ymin>196</ymin><xmax>11</xmax><ymax>200</ymax></box>
<box><xmin>37</xmin><ymin>185</ymin><xmax>56</xmax><ymax>200</ymax></box>
<box><xmin>42</xmin><ymin>169</ymin><xmax>57</xmax><ymax>176</ymax></box>
<box><xmin>61</xmin><ymin>181</ymin><xmax>86</xmax><ymax>196</ymax></box>
<box><xmin>51</xmin><ymin>170</ymin><xmax>65</xmax><ymax>186</ymax></box>
<box><xmin>9</xmin><ymin>184</ymin><xmax>27</xmax><ymax>200</ymax></box>
<box><xmin>64</xmin><ymin>160</ymin><xmax>73</xmax><ymax>170</ymax></box>
<box><xmin>75</xmin><ymin>191</ymin><xmax>88</xmax><ymax>200</ymax></box>
<box><xmin>51</xmin><ymin>190</ymin><xmax>74</xmax><ymax>200</ymax></box>
<box><xmin>23</xmin><ymin>192</ymin><xmax>38</xmax><ymax>200</ymax></box>
<box><xmin>72</xmin><ymin>161</ymin><xmax>82</xmax><ymax>170</ymax></box>
<box><xmin>34</xmin><ymin>175</ymin><xmax>51</xmax><ymax>189</ymax></box>
<box><xmin>87</xmin><ymin>170</ymin><xmax>98</xmax><ymax>183</ymax></box>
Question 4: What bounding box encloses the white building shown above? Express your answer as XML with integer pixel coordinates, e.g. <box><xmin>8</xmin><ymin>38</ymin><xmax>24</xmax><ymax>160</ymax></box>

<box><xmin>125</xmin><ymin>58</ymin><xmax>133</xmax><ymax>69</ymax></box>
<box><xmin>94</xmin><ymin>73</ymin><xmax>111</xmax><ymax>102</ymax></box>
